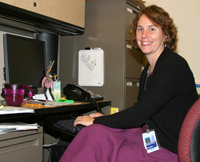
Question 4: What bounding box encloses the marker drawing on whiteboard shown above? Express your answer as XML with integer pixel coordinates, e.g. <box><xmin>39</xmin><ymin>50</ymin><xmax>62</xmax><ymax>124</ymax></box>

<box><xmin>81</xmin><ymin>53</ymin><xmax>97</xmax><ymax>72</ymax></box>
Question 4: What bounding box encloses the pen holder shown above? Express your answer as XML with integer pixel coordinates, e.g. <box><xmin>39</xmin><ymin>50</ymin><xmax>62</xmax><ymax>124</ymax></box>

<box><xmin>4</xmin><ymin>84</ymin><xmax>33</xmax><ymax>106</ymax></box>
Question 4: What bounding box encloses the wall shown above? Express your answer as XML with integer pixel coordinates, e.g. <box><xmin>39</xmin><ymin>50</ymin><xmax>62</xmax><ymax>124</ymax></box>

<box><xmin>145</xmin><ymin>0</ymin><xmax>200</xmax><ymax>85</ymax></box>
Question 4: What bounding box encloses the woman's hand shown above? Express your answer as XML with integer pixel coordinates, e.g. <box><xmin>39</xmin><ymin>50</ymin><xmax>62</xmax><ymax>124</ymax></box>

<box><xmin>74</xmin><ymin>113</ymin><xmax>105</xmax><ymax>127</ymax></box>
<box><xmin>89</xmin><ymin>112</ymin><xmax>105</xmax><ymax>118</ymax></box>
<box><xmin>74</xmin><ymin>115</ymin><xmax>95</xmax><ymax>127</ymax></box>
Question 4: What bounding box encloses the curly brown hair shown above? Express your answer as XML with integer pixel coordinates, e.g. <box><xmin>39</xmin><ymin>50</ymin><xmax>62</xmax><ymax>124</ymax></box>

<box><xmin>129</xmin><ymin>5</ymin><xmax>178</xmax><ymax>52</ymax></box>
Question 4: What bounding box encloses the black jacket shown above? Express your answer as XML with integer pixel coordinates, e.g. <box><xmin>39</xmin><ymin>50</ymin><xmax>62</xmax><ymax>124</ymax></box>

<box><xmin>94</xmin><ymin>49</ymin><xmax>199</xmax><ymax>153</ymax></box>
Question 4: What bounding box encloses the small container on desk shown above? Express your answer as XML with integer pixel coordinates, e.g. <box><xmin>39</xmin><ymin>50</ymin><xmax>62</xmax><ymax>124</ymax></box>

<box><xmin>52</xmin><ymin>81</ymin><xmax>61</xmax><ymax>100</ymax></box>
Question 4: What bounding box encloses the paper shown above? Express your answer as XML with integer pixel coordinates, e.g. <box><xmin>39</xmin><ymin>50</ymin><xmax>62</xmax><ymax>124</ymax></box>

<box><xmin>0</xmin><ymin>122</ymin><xmax>39</xmax><ymax>134</ymax></box>
<box><xmin>0</xmin><ymin>105</ymin><xmax>34</xmax><ymax>115</ymax></box>
<box><xmin>28</xmin><ymin>100</ymin><xmax>79</xmax><ymax>106</ymax></box>
<box><xmin>44</xmin><ymin>101</ymin><xmax>80</xmax><ymax>106</ymax></box>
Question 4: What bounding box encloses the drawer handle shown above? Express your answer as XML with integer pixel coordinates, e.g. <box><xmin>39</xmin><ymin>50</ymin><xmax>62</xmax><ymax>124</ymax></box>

<box><xmin>126</xmin><ymin>82</ymin><xmax>139</xmax><ymax>87</ymax></box>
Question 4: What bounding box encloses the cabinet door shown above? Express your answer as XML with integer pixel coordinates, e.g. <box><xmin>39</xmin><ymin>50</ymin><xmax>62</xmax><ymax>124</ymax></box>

<box><xmin>0</xmin><ymin>0</ymin><xmax>85</xmax><ymax>28</ymax></box>
<box><xmin>125</xmin><ymin>3</ymin><xmax>139</xmax><ymax>40</ymax></box>
<box><xmin>124</xmin><ymin>78</ymin><xmax>140</xmax><ymax>109</ymax></box>
<box><xmin>0</xmin><ymin>127</ymin><xmax>43</xmax><ymax>162</ymax></box>
<box><xmin>126</xmin><ymin>41</ymin><xmax>142</xmax><ymax>78</ymax></box>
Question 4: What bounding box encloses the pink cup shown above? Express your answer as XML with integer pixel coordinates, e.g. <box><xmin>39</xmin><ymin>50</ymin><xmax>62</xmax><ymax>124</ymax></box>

<box><xmin>4</xmin><ymin>84</ymin><xmax>33</xmax><ymax>107</ymax></box>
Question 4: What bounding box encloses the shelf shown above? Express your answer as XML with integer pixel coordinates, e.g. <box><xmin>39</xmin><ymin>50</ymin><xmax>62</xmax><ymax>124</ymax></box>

<box><xmin>0</xmin><ymin>2</ymin><xmax>85</xmax><ymax>36</ymax></box>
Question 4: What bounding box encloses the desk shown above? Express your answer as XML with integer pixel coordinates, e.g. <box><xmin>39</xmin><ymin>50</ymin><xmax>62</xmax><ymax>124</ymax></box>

<box><xmin>0</xmin><ymin>100</ymin><xmax>111</xmax><ymax>142</ymax></box>
<box><xmin>0</xmin><ymin>100</ymin><xmax>111</xmax><ymax>161</ymax></box>
<box><xmin>0</xmin><ymin>100</ymin><xmax>111</xmax><ymax>123</ymax></box>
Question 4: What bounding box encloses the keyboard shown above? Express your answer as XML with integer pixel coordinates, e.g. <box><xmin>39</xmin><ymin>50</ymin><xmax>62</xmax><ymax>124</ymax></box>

<box><xmin>53</xmin><ymin>118</ymin><xmax>85</xmax><ymax>133</ymax></box>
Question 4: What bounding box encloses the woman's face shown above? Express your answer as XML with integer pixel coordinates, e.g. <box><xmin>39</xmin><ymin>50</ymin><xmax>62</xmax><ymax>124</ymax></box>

<box><xmin>136</xmin><ymin>14</ymin><xmax>166</xmax><ymax>56</ymax></box>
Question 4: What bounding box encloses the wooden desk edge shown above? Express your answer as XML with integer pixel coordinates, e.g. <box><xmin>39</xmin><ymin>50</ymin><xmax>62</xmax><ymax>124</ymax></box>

<box><xmin>21</xmin><ymin>100</ymin><xmax>111</xmax><ymax>110</ymax></box>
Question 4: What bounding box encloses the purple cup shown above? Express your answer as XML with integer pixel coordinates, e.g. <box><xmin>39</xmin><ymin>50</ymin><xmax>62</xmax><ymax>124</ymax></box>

<box><xmin>4</xmin><ymin>84</ymin><xmax>33</xmax><ymax>106</ymax></box>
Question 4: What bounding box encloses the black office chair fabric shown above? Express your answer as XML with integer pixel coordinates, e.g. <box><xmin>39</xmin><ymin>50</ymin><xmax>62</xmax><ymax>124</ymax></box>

<box><xmin>178</xmin><ymin>98</ymin><xmax>200</xmax><ymax>162</ymax></box>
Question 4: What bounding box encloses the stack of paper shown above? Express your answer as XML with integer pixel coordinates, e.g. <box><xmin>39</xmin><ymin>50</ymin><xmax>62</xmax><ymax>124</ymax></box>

<box><xmin>0</xmin><ymin>123</ymin><xmax>39</xmax><ymax>134</ymax></box>
<box><xmin>0</xmin><ymin>105</ymin><xmax>34</xmax><ymax>115</ymax></box>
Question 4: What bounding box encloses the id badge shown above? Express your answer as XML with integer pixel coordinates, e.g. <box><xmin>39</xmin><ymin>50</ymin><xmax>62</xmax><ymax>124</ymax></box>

<box><xmin>142</xmin><ymin>129</ymin><xmax>160</xmax><ymax>153</ymax></box>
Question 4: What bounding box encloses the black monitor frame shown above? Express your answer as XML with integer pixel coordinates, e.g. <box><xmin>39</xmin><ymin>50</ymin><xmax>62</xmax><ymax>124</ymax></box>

<box><xmin>3</xmin><ymin>34</ymin><xmax>47</xmax><ymax>89</ymax></box>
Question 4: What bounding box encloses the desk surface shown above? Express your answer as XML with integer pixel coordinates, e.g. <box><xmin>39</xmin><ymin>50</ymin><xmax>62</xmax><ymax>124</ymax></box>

<box><xmin>0</xmin><ymin>100</ymin><xmax>111</xmax><ymax>143</ymax></box>
<box><xmin>0</xmin><ymin>100</ymin><xmax>111</xmax><ymax>122</ymax></box>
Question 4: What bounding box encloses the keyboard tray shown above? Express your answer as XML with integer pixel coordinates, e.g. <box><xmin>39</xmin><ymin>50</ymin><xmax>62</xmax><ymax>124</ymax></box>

<box><xmin>54</xmin><ymin>118</ymin><xmax>85</xmax><ymax>133</ymax></box>
<box><xmin>42</xmin><ymin>114</ymin><xmax>85</xmax><ymax>142</ymax></box>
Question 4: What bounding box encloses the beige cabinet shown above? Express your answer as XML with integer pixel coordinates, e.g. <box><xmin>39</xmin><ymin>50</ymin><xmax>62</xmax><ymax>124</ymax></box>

<box><xmin>0</xmin><ymin>126</ymin><xmax>43</xmax><ymax>162</ymax></box>
<box><xmin>0</xmin><ymin>0</ymin><xmax>85</xmax><ymax>28</ymax></box>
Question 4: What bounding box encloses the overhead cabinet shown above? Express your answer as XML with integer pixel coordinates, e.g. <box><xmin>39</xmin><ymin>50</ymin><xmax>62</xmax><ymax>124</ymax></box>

<box><xmin>0</xmin><ymin>0</ymin><xmax>85</xmax><ymax>35</ymax></box>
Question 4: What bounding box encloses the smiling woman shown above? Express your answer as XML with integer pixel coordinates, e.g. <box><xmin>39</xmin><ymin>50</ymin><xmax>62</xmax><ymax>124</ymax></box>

<box><xmin>136</xmin><ymin>14</ymin><xmax>167</xmax><ymax>70</ymax></box>
<box><xmin>129</xmin><ymin>5</ymin><xmax>178</xmax><ymax>52</ymax></box>
<box><xmin>59</xmin><ymin>5</ymin><xmax>198</xmax><ymax>162</ymax></box>
<box><xmin>129</xmin><ymin>5</ymin><xmax>178</xmax><ymax>74</ymax></box>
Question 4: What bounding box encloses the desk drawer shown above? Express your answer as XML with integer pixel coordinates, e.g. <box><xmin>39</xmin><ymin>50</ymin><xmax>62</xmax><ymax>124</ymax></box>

<box><xmin>0</xmin><ymin>126</ymin><xmax>43</xmax><ymax>162</ymax></box>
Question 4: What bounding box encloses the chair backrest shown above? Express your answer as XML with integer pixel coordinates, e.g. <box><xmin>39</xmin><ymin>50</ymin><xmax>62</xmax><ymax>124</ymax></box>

<box><xmin>178</xmin><ymin>98</ymin><xmax>200</xmax><ymax>162</ymax></box>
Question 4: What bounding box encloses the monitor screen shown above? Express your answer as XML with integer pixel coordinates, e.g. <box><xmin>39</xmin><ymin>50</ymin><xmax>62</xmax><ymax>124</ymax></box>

<box><xmin>3</xmin><ymin>34</ymin><xmax>46</xmax><ymax>88</ymax></box>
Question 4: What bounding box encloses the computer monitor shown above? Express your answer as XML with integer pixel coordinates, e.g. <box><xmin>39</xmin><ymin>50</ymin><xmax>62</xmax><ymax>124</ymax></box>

<box><xmin>3</xmin><ymin>34</ymin><xmax>46</xmax><ymax>89</ymax></box>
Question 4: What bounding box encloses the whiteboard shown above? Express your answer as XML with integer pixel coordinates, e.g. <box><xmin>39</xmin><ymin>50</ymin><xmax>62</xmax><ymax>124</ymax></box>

<box><xmin>78</xmin><ymin>49</ymin><xmax>104</xmax><ymax>86</ymax></box>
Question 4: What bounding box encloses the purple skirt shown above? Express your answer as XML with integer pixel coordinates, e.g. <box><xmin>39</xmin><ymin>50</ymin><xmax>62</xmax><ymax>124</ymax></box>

<box><xmin>59</xmin><ymin>124</ymin><xmax>179</xmax><ymax>162</ymax></box>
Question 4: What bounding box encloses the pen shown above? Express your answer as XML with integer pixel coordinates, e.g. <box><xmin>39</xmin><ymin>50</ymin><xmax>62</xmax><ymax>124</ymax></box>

<box><xmin>25</xmin><ymin>103</ymin><xmax>43</xmax><ymax>107</ymax></box>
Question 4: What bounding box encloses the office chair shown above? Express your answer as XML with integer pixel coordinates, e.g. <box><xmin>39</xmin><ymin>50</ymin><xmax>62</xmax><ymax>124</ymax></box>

<box><xmin>178</xmin><ymin>98</ymin><xmax>200</xmax><ymax>162</ymax></box>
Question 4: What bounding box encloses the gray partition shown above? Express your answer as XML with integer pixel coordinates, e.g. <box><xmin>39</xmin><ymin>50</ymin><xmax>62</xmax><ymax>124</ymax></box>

<box><xmin>59</xmin><ymin>0</ymin><xmax>143</xmax><ymax>111</ymax></box>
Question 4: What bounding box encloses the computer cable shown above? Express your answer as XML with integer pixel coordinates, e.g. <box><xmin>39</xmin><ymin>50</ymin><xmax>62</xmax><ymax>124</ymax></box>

<box><xmin>89</xmin><ymin>96</ymin><xmax>103</xmax><ymax>114</ymax></box>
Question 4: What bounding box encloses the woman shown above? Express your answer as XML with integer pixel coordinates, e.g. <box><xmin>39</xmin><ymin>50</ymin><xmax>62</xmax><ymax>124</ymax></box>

<box><xmin>59</xmin><ymin>5</ymin><xmax>198</xmax><ymax>162</ymax></box>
